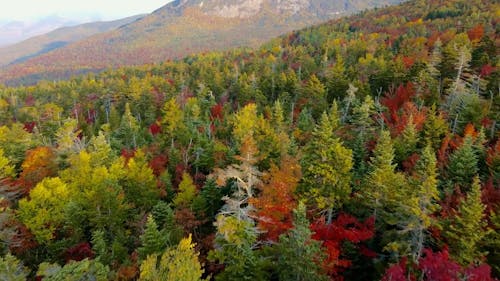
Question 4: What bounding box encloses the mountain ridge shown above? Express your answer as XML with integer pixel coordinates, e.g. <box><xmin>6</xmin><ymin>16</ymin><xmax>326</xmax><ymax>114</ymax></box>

<box><xmin>0</xmin><ymin>0</ymin><xmax>403</xmax><ymax>85</ymax></box>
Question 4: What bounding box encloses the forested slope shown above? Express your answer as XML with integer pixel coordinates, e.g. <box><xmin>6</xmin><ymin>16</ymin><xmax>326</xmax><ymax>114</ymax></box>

<box><xmin>0</xmin><ymin>0</ymin><xmax>498</xmax><ymax>280</ymax></box>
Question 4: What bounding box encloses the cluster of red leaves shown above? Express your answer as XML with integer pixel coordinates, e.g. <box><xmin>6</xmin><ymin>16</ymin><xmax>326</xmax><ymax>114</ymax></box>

<box><xmin>310</xmin><ymin>215</ymin><xmax>375</xmax><ymax>279</ymax></box>
<box><xmin>120</xmin><ymin>148</ymin><xmax>136</xmax><ymax>164</ymax></box>
<box><xmin>64</xmin><ymin>242</ymin><xmax>94</xmax><ymax>263</ymax></box>
<box><xmin>23</xmin><ymin>122</ymin><xmax>36</xmax><ymax>133</ymax></box>
<box><xmin>149</xmin><ymin>154</ymin><xmax>168</xmax><ymax>176</ymax></box>
<box><xmin>381</xmin><ymin>83</ymin><xmax>426</xmax><ymax>136</ymax></box>
<box><xmin>210</xmin><ymin>104</ymin><xmax>224</xmax><ymax>121</ymax></box>
<box><xmin>382</xmin><ymin>248</ymin><xmax>496</xmax><ymax>281</ymax></box>
<box><xmin>149</xmin><ymin>121</ymin><xmax>162</xmax><ymax>136</ymax></box>
<box><xmin>481</xmin><ymin>179</ymin><xmax>500</xmax><ymax>214</ymax></box>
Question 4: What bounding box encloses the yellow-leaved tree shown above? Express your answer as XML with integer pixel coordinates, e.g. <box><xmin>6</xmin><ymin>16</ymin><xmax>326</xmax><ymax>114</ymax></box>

<box><xmin>139</xmin><ymin>234</ymin><xmax>204</xmax><ymax>281</ymax></box>
<box><xmin>18</xmin><ymin>177</ymin><xmax>70</xmax><ymax>244</ymax></box>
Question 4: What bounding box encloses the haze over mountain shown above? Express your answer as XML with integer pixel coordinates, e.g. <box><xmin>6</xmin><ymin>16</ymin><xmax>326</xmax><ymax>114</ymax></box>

<box><xmin>0</xmin><ymin>15</ymin><xmax>144</xmax><ymax>67</ymax></box>
<box><xmin>0</xmin><ymin>16</ymin><xmax>87</xmax><ymax>47</ymax></box>
<box><xmin>0</xmin><ymin>0</ymin><xmax>403</xmax><ymax>85</ymax></box>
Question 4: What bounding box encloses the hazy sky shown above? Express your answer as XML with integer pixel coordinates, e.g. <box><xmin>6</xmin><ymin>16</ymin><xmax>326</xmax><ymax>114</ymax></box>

<box><xmin>0</xmin><ymin>0</ymin><xmax>172</xmax><ymax>21</ymax></box>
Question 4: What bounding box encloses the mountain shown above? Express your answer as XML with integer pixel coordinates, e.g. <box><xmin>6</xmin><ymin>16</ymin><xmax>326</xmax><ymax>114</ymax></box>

<box><xmin>0</xmin><ymin>16</ymin><xmax>84</xmax><ymax>47</ymax></box>
<box><xmin>0</xmin><ymin>0</ymin><xmax>403</xmax><ymax>85</ymax></box>
<box><xmin>0</xmin><ymin>15</ymin><xmax>144</xmax><ymax>67</ymax></box>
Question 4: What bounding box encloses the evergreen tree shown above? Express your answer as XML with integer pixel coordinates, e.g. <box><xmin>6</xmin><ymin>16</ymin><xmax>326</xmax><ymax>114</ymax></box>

<box><xmin>91</xmin><ymin>230</ymin><xmax>109</xmax><ymax>265</ymax></box>
<box><xmin>301</xmin><ymin>74</ymin><xmax>327</xmax><ymax>119</ymax></box>
<box><xmin>394</xmin><ymin>115</ymin><xmax>419</xmax><ymax>165</ymax></box>
<box><xmin>361</xmin><ymin>130</ymin><xmax>407</xmax><ymax>225</ymax></box>
<box><xmin>275</xmin><ymin>202</ymin><xmax>328</xmax><ymax>281</ymax></box>
<box><xmin>422</xmin><ymin>105</ymin><xmax>448</xmax><ymax>151</ymax></box>
<box><xmin>443</xmin><ymin>176</ymin><xmax>489</xmax><ymax>265</ymax></box>
<box><xmin>139</xmin><ymin>215</ymin><xmax>168</xmax><ymax>260</ymax></box>
<box><xmin>447</xmin><ymin>136</ymin><xmax>478</xmax><ymax>191</ymax></box>
<box><xmin>404</xmin><ymin>145</ymin><xmax>440</xmax><ymax>261</ymax></box>
<box><xmin>300</xmin><ymin>112</ymin><xmax>353</xmax><ymax>223</ymax></box>
<box><xmin>37</xmin><ymin>259</ymin><xmax>109</xmax><ymax>281</ymax></box>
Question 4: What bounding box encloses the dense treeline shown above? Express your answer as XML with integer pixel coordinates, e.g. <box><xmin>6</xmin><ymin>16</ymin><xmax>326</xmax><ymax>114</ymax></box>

<box><xmin>0</xmin><ymin>0</ymin><xmax>499</xmax><ymax>280</ymax></box>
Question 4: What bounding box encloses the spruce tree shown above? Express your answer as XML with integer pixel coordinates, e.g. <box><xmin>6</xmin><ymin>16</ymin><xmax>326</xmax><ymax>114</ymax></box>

<box><xmin>362</xmin><ymin>130</ymin><xmax>407</xmax><ymax>224</ymax></box>
<box><xmin>275</xmin><ymin>202</ymin><xmax>328</xmax><ymax>281</ymax></box>
<box><xmin>139</xmin><ymin>215</ymin><xmax>168</xmax><ymax>260</ymax></box>
<box><xmin>300</xmin><ymin>112</ymin><xmax>353</xmax><ymax>223</ymax></box>
<box><xmin>447</xmin><ymin>136</ymin><xmax>478</xmax><ymax>191</ymax></box>
<box><xmin>443</xmin><ymin>176</ymin><xmax>488</xmax><ymax>265</ymax></box>
<box><xmin>404</xmin><ymin>145</ymin><xmax>440</xmax><ymax>261</ymax></box>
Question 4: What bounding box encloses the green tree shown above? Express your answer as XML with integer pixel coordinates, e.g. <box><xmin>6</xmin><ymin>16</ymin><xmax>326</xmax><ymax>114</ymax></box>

<box><xmin>275</xmin><ymin>202</ymin><xmax>328</xmax><ymax>281</ymax></box>
<box><xmin>112</xmin><ymin>103</ymin><xmax>143</xmax><ymax>149</ymax></box>
<box><xmin>301</xmin><ymin>74</ymin><xmax>327</xmax><ymax>119</ymax></box>
<box><xmin>361</xmin><ymin>131</ymin><xmax>406</xmax><ymax>224</ymax></box>
<box><xmin>139</xmin><ymin>215</ymin><xmax>168</xmax><ymax>260</ymax></box>
<box><xmin>0</xmin><ymin>124</ymin><xmax>34</xmax><ymax>169</ymax></box>
<box><xmin>447</xmin><ymin>136</ymin><xmax>478</xmax><ymax>191</ymax></box>
<box><xmin>91</xmin><ymin>230</ymin><xmax>110</xmax><ymax>265</ymax></box>
<box><xmin>0</xmin><ymin>253</ymin><xmax>29</xmax><ymax>281</ymax></box>
<box><xmin>443</xmin><ymin>176</ymin><xmax>489</xmax><ymax>265</ymax></box>
<box><xmin>403</xmin><ymin>145</ymin><xmax>440</xmax><ymax>261</ymax></box>
<box><xmin>300</xmin><ymin>112</ymin><xmax>353</xmax><ymax>223</ymax></box>
<box><xmin>422</xmin><ymin>105</ymin><xmax>448</xmax><ymax>151</ymax></box>
<box><xmin>394</xmin><ymin>116</ymin><xmax>419</xmax><ymax>165</ymax></box>
<box><xmin>37</xmin><ymin>259</ymin><xmax>109</xmax><ymax>281</ymax></box>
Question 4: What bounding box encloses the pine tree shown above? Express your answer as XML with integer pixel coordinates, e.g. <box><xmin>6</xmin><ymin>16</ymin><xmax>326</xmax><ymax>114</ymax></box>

<box><xmin>301</xmin><ymin>74</ymin><xmax>327</xmax><ymax>119</ymax></box>
<box><xmin>394</xmin><ymin>115</ymin><xmax>419</xmax><ymax>165</ymax></box>
<box><xmin>91</xmin><ymin>230</ymin><xmax>109</xmax><ymax>265</ymax></box>
<box><xmin>362</xmin><ymin>130</ymin><xmax>406</xmax><ymax>224</ymax></box>
<box><xmin>275</xmin><ymin>202</ymin><xmax>328</xmax><ymax>281</ymax></box>
<box><xmin>422</xmin><ymin>105</ymin><xmax>448</xmax><ymax>151</ymax></box>
<box><xmin>300</xmin><ymin>112</ymin><xmax>353</xmax><ymax>223</ymax></box>
<box><xmin>139</xmin><ymin>215</ymin><xmax>168</xmax><ymax>260</ymax></box>
<box><xmin>443</xmin><ymin>176</ymin><xmax>488</xmax><ymax>265</ymax></box>
<box><xmin>404</xmin><ymin>145</ymin><xmax>440</xmax><ymax>261</ymax></box>
<box><xmin>447</xmin><ymin>136</ymin><xmax>478</xmax><ymax>191</ymax></box>
<box><xmin>349</xmin><ymin>94</ymin><xmax>376</xmax><ymax>180</ymax></box>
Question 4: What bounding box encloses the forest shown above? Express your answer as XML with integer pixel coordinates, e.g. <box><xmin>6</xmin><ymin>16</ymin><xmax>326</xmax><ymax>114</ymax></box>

<box><xmin>0</xmin><ymin>0</ymin><xmax>498</xmax><ymax>280</ymax></box>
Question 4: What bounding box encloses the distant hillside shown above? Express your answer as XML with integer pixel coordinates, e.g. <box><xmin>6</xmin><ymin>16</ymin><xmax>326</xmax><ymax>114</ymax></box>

<box><xmin>0</xmin><ymin>15</ymin><xmax>144</xmax><ymax>67</ymax></box>
<box><xmin>0</xmin><ymin>0</ymin><xmax>403</xmax><ymax>85</ymax></box>
<box><xmin>0</xmin><ymin>16</ymin><xmax>83</xmax><ymax>47</ymax></box>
